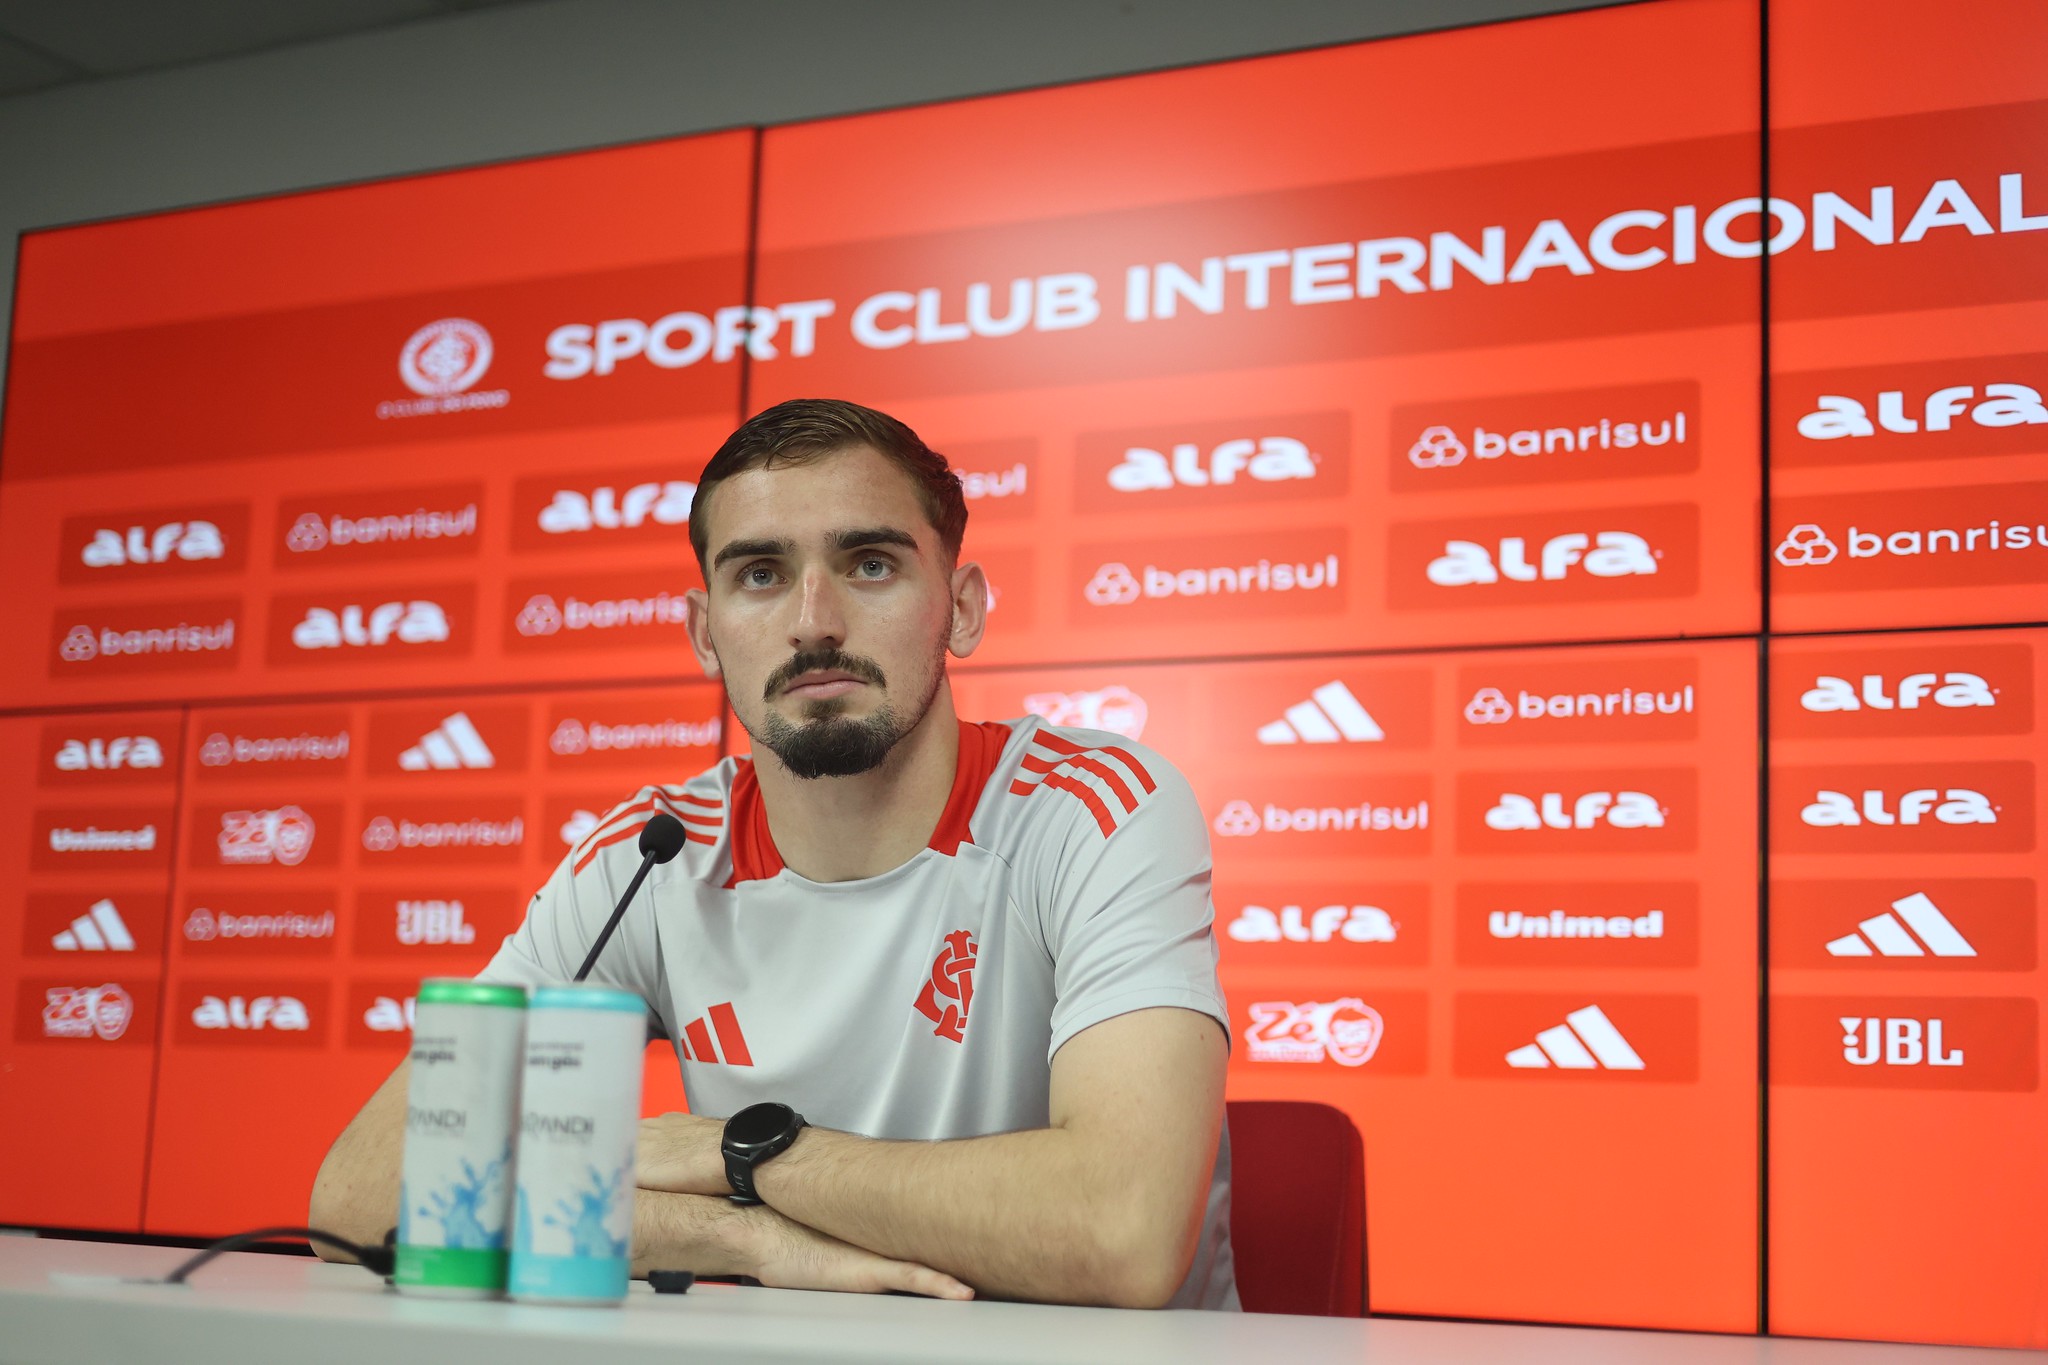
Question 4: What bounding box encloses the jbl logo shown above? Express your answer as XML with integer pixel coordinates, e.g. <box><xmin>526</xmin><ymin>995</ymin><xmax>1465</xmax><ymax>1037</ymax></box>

<box><xmin>1840</xmin><ymin>1016</ymin><xmax>1963</xmax><ymax>1068</ymax></box>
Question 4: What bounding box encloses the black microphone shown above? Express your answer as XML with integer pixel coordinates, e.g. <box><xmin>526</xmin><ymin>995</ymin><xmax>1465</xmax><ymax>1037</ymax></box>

<box><xmin>573</xmin><ymin>812</ymin><xmax>688</xmax><ymax>983</ymax></box>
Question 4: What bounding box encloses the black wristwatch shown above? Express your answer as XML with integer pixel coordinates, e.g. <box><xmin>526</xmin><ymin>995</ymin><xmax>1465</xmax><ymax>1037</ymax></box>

<box><xmin>722</xmin><ymin>1102</ymin><xmax>807</xmax><ymax>1205</ymax></box>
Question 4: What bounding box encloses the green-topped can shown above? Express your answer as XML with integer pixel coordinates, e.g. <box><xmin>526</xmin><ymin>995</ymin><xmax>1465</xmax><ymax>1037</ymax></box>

<box><xmin>394</xmin><ymin>977</ymin><xmax>528</xmax><ymax>1298</ymax></box>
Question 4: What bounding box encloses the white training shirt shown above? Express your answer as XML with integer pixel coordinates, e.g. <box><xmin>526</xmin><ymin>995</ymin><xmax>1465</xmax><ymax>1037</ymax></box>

<box><xmin>479</xmin><ymin>715</ymin><xmax>1239</xmax><ymax>1310</ymax></box>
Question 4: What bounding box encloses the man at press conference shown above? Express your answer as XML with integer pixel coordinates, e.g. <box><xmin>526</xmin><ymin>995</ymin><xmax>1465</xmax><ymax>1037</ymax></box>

<box><xmin>309</xmin><ymin>398</ymin><xmax>1240</xmax><ymax>1310</ymax></box>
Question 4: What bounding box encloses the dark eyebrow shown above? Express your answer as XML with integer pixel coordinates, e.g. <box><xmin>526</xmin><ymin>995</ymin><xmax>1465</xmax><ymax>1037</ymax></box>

<box><xmin>831</xmin><ymin>526</ymin><xmax>920</xmax><ymax>555</ymax></box>
<box><xmin>712</xmin><ymin>536</ymin><xmax>795</xmax><ymax>570</ymax></box>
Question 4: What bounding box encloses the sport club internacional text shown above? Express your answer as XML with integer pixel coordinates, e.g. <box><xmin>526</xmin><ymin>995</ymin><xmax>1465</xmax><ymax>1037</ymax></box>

<box><xmin>538</xmin><ymin>170</ymin><xmax>2048</xmax><ymax>374</ymax></box>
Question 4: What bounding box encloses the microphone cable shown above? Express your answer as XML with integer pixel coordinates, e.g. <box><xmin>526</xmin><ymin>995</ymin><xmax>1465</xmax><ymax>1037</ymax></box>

<box><xmin>158</xmin><ymin>1225</ymin><xmax>396</xmax><ymax>1285</ymax></box>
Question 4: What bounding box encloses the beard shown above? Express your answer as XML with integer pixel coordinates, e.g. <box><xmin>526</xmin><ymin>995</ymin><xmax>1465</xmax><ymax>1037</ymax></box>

<box><xmin>750</xmin><ymin>638</ymin><xmax>948</xmax><ymax>780</ymax></box>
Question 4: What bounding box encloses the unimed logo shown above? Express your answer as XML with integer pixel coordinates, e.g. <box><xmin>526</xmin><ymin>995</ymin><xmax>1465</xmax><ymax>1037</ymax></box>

<box><xmin>1772</xmin><ymin>640</ymin><xmax>2030</xmax><ymax>739</ymax></box>
<box><xmin>1772</xmin><ymin>482</ymin><xmax>2048</xmax><ymax>592</ymax></box>
<box><xmin>1773</xmin><ymin>761</ymin><xmax>2033</xmax><ymax>854</ymax></box>
<box><xmin>1071</xmin><ymin>529</ymin><xmax>1347</xmax><ymax>624</ymax></box>
<box><xmin>1389</xmin><ymin>380</ymin><xmax>1699</xmax><ymax>491</ymax></box>
<box><xmin>1773</xmin><ymin>995</ymin><xmax>2036</xmax><ymax>1091</ymax></box>
<box><xmin>1388</xmin><ymin>505</ymin><xmax>1697</xmax><ymax>609</ymax></box>
<box><xmin>1775</xmin><ymin>353</ymin><xmax>2048</xmax><ymax>467</ymax></box>
<box><xmin>1456</xmin><ymin>881</ymin><xmax>1699</xmax><ymax>968</ymax></box>
<box><xmin>31</xmin><ymin>806</ymin><xmax>174</xmax><ymax>872</ymax></box>
<box><xmin>1457</xmin><ymin>769</ymin><xmax>1697</xmax><ymax>854</ymax></box>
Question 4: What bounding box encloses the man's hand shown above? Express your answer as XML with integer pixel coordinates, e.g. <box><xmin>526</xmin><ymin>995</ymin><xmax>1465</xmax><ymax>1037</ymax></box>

<box><xmin>746</xmin><ymin>1204</ymin><xmax>974</xmax><ymax>1300</ymax></box>
<box><xmin>637</xmin><ymin>1112</ymin><xmax>729</xmax><ymax>1196</ymax></box>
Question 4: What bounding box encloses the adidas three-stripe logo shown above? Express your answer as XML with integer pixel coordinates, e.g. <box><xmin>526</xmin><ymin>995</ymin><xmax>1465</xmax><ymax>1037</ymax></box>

<box><xmin>1505</xmin><ymin>1004</ymin><xmax>1645</xmax><ymax>1070</ymax></box>
<box><xmin>52</xmin><ymin>899</ymin><xmax>136</xmax><ymax>952</ymax></box>
<box><xmin>1256</xmin><ymin>681</ymin><xmax>1383</xmax><ymax>744</ymax></box>
<box><xmin>678</xmin><ymin>1001</ymin><xmax>753</xmax><ymax>1067</ymax></box>
<box><xmin>1826</xmin><ymin>891</ymin><xmax>1977</xmax><ymax>958</ymax></box>
<box><xmin>399</xmin><ymin>712</ymin><xmax>495</xmax><ymax>770</ymax></box>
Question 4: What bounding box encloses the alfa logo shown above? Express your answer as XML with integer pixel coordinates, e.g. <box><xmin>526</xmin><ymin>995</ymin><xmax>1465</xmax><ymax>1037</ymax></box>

<box><xmin>54</xmin><ymin>735</ymin><xmax>165</xmax><ymax>770</ymax></box>
<box><xmin>517</xmin><ymin>595</ymin><xmax>564</xmax><ymax>636</ymax></box>
<box><xmin>82</xmin><ymin>521</ymin><xmax>225</xmax><ymax>567</ymax></box>
<box><xmin>1801</xmin><ymin>672</ymin><xmax>1997</xmax><ymax>712</ymax></box>
<box><xmin>1427</xmin><ymin>531</ymin><xmax>1658</xmax><ymax>585</ymax></box>
<box><xmin>191</xmin><ymin>994</ymin><xmax>311</xmax><ymax>1031</ymax></box>
<box><xmin>1463</xmin><ymin>687</ymin><xmax>1513</xmax><ymax>724</ymax></box>
<box><xmin>1228</xmin><ymin>904</ymin><xmax>1397</xmax><ymax>944</ymax></box>
<box><xmin>913</xmin><ymin>929</ymin><xmax>977</xmax><ymax>1044</ymax></box>
<box><xmin>1798</xmin><ymin>383</ymin><xmax>2048</xmax><ymax>440</ymax></box>
<box><xmin>1408</xmin><ymin>425</ymin><xmax>1468</xmax><ymax>468</ymax></box>
<box><xmin>399</xmin><ymin>319</ymin><xmax>493</xmax><ymax>397</ymax></box>
<box><xmin>1800</xmin><ymin>788</ymin><xmax>1997</xmax><ymax>827</ymax></box>
<box><xmin>361</xmin><ymin>817</ymin><xmax>399</xmax><ymax>852</ymax></box>
<box><xmin>1775</xmin><ymin>524</ymin><xmax>1839</xmax><ymax>566</ymax></box>
<box><xmin>1212</xmin><ymin>801</ymin><xmax>1261</xmax><ymax>837</ymax></box>
<box><xmin>1485</xmin><ymin>790</ymin><xmax>1666</xmax><ymax>830</ymax></box>
<box><xmin>539</xmin><ymin>482</ymin><xmax>695</xmax><ymax>533</ymax></box>
<box><xmin>292</xmin><ymin>601</ymin><xmax>449</xmax><ymax>649</ymax></box>
<box><xmin>1084</xmin><ymin>563</ymin><xmax>1140</xmax><ymax>606</ymax></box>
<box><xmin>60</xmin><ymin>626</ymin><xmax>98</xmax><ymax>662</ymax></box>
<box><xmin>1107</xmin><ymin>436</ymin><xmax>1317</xmax><ymax>491</ymax></box>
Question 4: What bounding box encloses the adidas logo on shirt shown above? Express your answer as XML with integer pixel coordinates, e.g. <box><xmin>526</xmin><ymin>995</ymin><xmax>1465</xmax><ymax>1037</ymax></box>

<box><xmin>398</xmin><ymin>711</ymin><xmax>495</xmax><ymax>771</ymax></box>
<box><xmin>678</xmin><ymin>1001</ymin><xmax>754</xmax><ymax>1067</ymax></box>
<box><xmin>1826</xmin><ymin>891</ymin><xmax>1977</xmax><ymax>958</ymax></box>
<box><xmin>1504</xmin><ymin>1004</ymin><xmax>1644</xmax><ymax>1070</ymax></box>
<box><xmin>51</xmin><ymin>899</ymin><xmax>136</xmax><ymax>952</ymax></box>
<box><xmin>1256</xmin><ymin>681</ymin><xmax>1384</xmax><ymax>744</ymax></box>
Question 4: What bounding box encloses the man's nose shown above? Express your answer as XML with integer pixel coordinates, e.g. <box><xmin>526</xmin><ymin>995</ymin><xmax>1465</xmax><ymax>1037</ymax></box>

<box><xmin>788</xmin><ymin>565</ymin><xmax>847</xmax><ymax>651</ymax></box>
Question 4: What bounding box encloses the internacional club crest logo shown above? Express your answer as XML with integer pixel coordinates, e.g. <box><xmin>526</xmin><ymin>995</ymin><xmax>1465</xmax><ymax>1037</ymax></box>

<box><xmin>914</xmin><ymin>930</ymin><xmax>977</xmax><ymax>1044</ymax></box>
<box><xmin>399</xmin><ymin>319</ymin><xmax>494</xmax><ymax>397</ymax></box>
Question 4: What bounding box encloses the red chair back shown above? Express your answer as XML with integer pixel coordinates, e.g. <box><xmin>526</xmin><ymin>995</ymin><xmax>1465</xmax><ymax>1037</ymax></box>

<box><xmin>1225</xmin><ymin>1099</ymin><xmax>1366</xmax><ymax>1316</ymax></box>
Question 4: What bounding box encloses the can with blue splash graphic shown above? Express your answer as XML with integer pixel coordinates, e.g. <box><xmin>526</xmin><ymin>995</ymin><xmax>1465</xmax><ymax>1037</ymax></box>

<box><xmin>508</xmin><ymin>983</ymin><xmax>646</xmax><ymax>1304</ymax></box>
<box><xmin>394</xmin><ymin>978</ymin><xmax>528</xmax><ymax>1297</ymax></box>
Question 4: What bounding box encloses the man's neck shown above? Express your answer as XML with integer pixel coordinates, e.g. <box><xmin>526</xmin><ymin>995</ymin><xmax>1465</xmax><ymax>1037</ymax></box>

<box><xmin>751</xmin><ymin>688</ymin><xmax>963</xmax><ymax>883</ymax></box>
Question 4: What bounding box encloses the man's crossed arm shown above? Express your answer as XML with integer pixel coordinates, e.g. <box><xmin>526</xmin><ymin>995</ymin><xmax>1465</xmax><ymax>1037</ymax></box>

<box><xmin>635</xmin><ymin>1005</ymin><xmax>1229</xmax><ymax>1308</ymax></box>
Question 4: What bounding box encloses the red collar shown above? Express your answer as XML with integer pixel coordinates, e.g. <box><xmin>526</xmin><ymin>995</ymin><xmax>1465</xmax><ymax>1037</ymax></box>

<box><xmin>727</xmin><ymin>718</ymin><xmax>1010</xmax><ymax>886</ymax></box>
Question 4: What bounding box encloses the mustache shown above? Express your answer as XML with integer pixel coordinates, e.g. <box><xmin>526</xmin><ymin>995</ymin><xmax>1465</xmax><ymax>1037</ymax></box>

<box><xmin>764</xmin><ymin>648</ymin><xmax>888</xmax><ymax>700</ymax></box>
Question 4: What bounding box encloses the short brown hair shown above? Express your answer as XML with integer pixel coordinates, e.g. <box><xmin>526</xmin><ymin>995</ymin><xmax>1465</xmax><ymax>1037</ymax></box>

<box><xmin>688</xmin><ymin>398</ymin><xmax>968</xmax><ymax>572</ymax></box>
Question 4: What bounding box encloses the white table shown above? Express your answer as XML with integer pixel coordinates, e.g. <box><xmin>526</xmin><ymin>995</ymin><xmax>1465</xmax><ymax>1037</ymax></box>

<box><xmin>0</xmin><ymin>1234</ymin><xmax>2030</xmax><ymax>1365</ymax></box>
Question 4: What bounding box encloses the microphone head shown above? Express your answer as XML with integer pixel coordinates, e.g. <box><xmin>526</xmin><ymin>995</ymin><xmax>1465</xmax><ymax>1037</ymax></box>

<box><xmin>638</xmin><ymin>812</ymin><xmax>689</xmax><ymax>864</ymax></box>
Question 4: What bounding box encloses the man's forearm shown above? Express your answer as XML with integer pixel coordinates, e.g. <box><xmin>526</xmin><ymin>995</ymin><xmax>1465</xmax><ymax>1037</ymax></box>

<box><xmin>751</xmin><ymin>1124</ymin><xmax>1201</xmax><ymax>1308</ymax></box>
<box><xmin>630</xmin><ymin>1189</ymin><xmax>756</xmax><ymax>1279</ymax></box>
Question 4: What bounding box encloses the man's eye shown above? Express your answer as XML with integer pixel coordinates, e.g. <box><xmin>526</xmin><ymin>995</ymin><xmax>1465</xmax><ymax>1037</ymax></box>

<box><xmin>738</xmin><ymin>564</ymin><xmax>778</xmax><ymax>588</ymax></box>
<box><xmin>855</xmin><ymin>557</ymin><xmax>894</xmax><ymax>579</ymax></box>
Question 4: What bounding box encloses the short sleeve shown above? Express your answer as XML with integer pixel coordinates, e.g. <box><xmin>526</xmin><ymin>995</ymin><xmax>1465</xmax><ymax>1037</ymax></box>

<box><xmin>476</xmin><ymin>844</ymin><xmax>669</xmax><ymax>1037</ymax></box>
<box><xmin>1033</xmin><ymin>751</ymin><xmax>1229</xmax><ymax>1062</ymax></box>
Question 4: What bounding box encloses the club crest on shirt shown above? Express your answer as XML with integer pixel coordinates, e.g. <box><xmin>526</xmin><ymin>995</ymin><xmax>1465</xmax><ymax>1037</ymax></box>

<box><xmin>914</xmin><ymin>929</ymin><xmax>977</xmax><ymax>1044</ymax></box>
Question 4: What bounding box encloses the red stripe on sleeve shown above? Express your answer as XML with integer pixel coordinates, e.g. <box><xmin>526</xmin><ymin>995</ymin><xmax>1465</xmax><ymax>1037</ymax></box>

<box><xmin>1045</xmin><ymin>771</ymin><xmax>1117</xmax><ymax>838</ymax></box>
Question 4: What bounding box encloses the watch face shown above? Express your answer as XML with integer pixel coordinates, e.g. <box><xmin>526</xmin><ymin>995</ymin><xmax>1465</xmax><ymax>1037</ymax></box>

<box><xmin>726</xmin><ymin>1102</ymin><xmax>793</xmax><ymax>1149</ymax></box>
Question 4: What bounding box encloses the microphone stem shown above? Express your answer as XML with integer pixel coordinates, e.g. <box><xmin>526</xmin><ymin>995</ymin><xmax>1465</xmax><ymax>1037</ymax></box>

<box><xmin>574</xmin><ymin>852</ymin><xmax>658</xmax><ymax>983</ymax></box>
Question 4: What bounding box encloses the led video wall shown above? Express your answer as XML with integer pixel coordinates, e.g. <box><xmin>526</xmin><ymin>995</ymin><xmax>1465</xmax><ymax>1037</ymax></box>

<box><xmin>0</xmin><ymin>0</ymin><xmax>2042</xmax><ymax>1347</ymax></box>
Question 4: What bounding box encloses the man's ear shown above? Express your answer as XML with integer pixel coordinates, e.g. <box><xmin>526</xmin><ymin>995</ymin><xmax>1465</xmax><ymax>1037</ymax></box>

<box><xmin>683</xmin><ymin>586</ymin><xmax>723</xmax><ymax>679</ymax></box>
<box><xmin>948</xmin><ymin>561</ymin><xmax>990</xmax><ymax>659</ymax></box>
